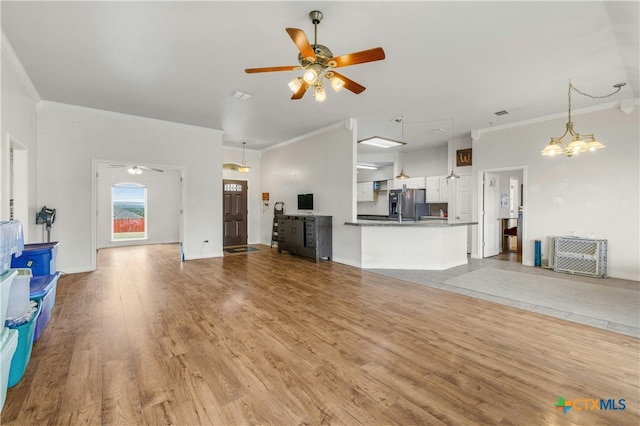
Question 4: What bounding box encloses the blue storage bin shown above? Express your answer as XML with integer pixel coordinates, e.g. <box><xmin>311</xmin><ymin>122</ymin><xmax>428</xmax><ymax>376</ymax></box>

<box><xmin>7</xmin><ymin>301</ymin><xmax>40</xmax><ymax>387</ymax></box>
<box><xmin>11</xmin><ymin>242</ymin><xmax>58</xmax><ymax>276</ymax></box>
<box><xmin>30</xmin><ymin>273</ymin><xmax>59</xmax><ymax>342</ymax></box>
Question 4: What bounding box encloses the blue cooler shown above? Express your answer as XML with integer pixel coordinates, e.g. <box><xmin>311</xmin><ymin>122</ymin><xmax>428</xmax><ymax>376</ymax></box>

<box><xmin>29</xmin><ymin>273</ymin><xmax>59</xmax><ymax>341</ymax></box>
<box><xmin>7</xmin><ymin>301</ymin><xmax>40</xmax><ymax>387</ymax></box>
<box><xmin>1</xmin><ymin>327</ymin><xmax>18</xmax><ymax>413</ymax></box>
<box><xmin>11</xmin><ymin>242</ymin><xmax>59</xmax><ymax>276</ymax></box>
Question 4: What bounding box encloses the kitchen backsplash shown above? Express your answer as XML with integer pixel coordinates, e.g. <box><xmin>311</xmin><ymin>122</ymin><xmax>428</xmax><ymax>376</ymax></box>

<box><xmin>428</xmin><ymin>203</ymin><xmax>448</xmax><ymax>217</ymax></box>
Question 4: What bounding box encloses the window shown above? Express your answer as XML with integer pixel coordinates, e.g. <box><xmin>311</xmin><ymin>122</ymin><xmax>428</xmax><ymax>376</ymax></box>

<box><xmin>112</xmin><ymin>183</ymin><xmax>147</xmax><ymax>241</ymax></box>
<box><xmin>224</xmin><ymin>182</ymin><xmax>243</xmax><ymax>191</ymax></box>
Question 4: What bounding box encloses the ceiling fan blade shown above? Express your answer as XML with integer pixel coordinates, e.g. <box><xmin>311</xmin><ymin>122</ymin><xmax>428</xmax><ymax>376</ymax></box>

<box><xmin>329</xmin><ymin>47</ymin><xmax>386</xmax><ymax>68</ymax></box>
<box><xmin>140</xmin><ymin>166</ymin><xmax>164</xmax><ymax>173</ymax></box>
<box><xmin>286</xmin><ymin>28</ymin><xmax>317</xmax><ymax>61</ymax></box>
<box><xmin>245</xmin><ymin>65</ymin><xmax>301</xmax><ymax>74</ymax></box>
<box><xmin>291</xmin><ymin>81</ymin><xmax>310</xmax><ymax>100</ymax></box>
<box><xmin>330</xmin><ymin>71</ymin><xmax>366</xmax><ymax>94</ymax></box>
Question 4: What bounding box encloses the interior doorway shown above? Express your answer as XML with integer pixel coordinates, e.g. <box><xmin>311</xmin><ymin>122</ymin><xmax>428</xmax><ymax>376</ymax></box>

<box><xmin>222</xmin><ymin>180</ymin><xmax>248</xmax><ymax>247</ymax></box>
<box><xmin>90</xmin><ymin>160</ymin><xmax>185</xmax><ymax>270</ymax></box>
<box><xmin>6</xmin><ymin>135</ymin><xmax>29</xmax><ymax>241</ymax></box>
<box><xmin>478</xmin><ymin>166</ymin><xmax>526</xmax><ymax>264</ymax></box>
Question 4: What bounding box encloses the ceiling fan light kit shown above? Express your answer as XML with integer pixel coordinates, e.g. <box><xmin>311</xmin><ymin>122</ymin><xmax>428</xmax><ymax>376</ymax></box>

<box><xmin>245</xmin><ymin>10</ymin><xmax>385</xmax><ymax>102</ymax></box>
<box><xmin>109</xmin><ymin>164</ymin><xmax>164</xmax><ymax>174</ymax></box>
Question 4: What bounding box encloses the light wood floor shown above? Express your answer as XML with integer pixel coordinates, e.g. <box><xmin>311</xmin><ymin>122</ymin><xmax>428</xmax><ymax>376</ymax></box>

<box><xmin>2</xmin><ymin>244</ymin><xmax>638</xmax><ymax>425</ymax></box>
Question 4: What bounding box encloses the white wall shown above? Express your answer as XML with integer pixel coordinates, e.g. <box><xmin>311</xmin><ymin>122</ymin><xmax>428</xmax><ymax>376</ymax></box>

<box><xmin>37</xmin><ymin>102</ymin><xmax>224</xmax><ymax>273</ymax></box>
<box><xmin>356</xmin><ymin>165</ymin><xmax>394</xmax><ymax>183</ymax></box>
<box><xmin>97</xmin><ymin>164</ymin><xmax>181</xmax><ymax>248</ymax></box>
<box><xmin>472</xmin><ymin>104</ymin><xmax>640</xmax><ymax>280</ymax></box>
<box><xmin>401</xmin><ymin>145</ymin><xmax>448</xmax><ymax>177</ymax></box>
<box><xmin>222</xmin><ymin>145</ymin><xmax>262</xmax><ymax>244</ymax></box>
<box><xmin>1</xmin><ymin>36</ymin><xmax>39</xmax><ymax>241</ymax></box>
<box><xmin>260</xmin><ymin>121</ymin><xmax>361</xmax><ymax>266</ymax></box>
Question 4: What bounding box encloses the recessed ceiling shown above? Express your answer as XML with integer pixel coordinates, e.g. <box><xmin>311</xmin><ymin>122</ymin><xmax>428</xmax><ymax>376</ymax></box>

<box><xmin>2</xmin><ymin>1</ymin><xmax>637</xmax><ymax>157</ymax></box>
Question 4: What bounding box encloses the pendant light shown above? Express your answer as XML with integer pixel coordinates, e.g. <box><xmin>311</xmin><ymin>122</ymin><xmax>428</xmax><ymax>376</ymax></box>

<box><xmin>222</xmin><ymin>142</ymin><xmax>251</xmax><ymax>173</ymax></box>
<box><xmin>445</xmin><ymin>118</ymin><xmax>460</xmax><ymax>180</ymax></box>
<box><xmin>394</xmin><ymin>116</ymin><xmax>410</xmax><ymax>179</ymax></box>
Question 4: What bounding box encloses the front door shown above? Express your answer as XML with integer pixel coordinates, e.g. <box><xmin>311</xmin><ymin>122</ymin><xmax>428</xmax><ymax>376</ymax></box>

<box><xmin>483</xmin><ymin>172</ymin><xmax>500</xmax><ymax>257</ymax></box>
<box><xmin>223</xmin><ymin>180</ymin><xmax>248</xmax><ymax>246</ymax></box>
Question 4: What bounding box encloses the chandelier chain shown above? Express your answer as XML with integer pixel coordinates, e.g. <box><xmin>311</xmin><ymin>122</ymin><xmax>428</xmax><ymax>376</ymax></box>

<box><xmin>568</xmin><ymin>82</ymin><xmax>573</xmax><ymax>123</ymax></box>
<box><xmin>571</xmin><ymin>83</ymin><xmax>624</xmax><ymax>99</ymax></box>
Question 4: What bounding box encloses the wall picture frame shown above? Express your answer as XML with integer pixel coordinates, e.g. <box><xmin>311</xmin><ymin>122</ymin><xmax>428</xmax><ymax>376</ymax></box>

<box><xmin>456</xmin><ymin>148</ymin><xmax>472</xmax><ymax>167</ymax></box>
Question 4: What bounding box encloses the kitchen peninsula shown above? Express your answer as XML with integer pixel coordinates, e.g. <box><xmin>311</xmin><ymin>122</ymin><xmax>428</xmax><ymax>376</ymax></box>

<box><xmin>345</xmin><ymin>219</ymin><xmax>477</xmax><ymax>270</ymax></box>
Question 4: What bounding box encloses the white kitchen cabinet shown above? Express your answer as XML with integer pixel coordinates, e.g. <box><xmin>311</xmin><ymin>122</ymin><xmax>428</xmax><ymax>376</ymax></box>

<box><xmin>392</xmin><ymin>176</ymin><xmax>425</xmax><ymax>190</ymax></box>
<box><xmin>426</xmin><ymin>175</ymin><xmax>450</xmax><ymax>202</ymax></box>
<box><xmin>357</xmin><ymin>181</ymin><xmax>377</xmax><ymax>202</ymax></box>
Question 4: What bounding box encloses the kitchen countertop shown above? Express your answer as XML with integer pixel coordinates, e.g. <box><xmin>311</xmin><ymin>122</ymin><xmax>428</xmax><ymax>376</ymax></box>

<box><xmin>345</xmin><ymin>220</ymin><xmax>477</xmax><ymax>227</ymax></box>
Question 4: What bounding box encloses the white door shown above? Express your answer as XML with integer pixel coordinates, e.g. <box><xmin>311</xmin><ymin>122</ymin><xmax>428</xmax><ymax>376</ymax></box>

<box><xmin>509</xmin><ymin>178</ymin><xmax>519</xmax><ymax>218</ymax></box>
<box><xmin>483</xmin><ymin>172</ymin><xmax>500</xmax><ymax>257</ymax></box>
<box><xmin>454</xmin><ymin>175</ymin><xmax>472</xmax><ymax>252</ymax></box>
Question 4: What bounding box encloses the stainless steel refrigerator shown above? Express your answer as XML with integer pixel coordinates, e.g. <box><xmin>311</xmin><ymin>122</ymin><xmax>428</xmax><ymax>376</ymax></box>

<box><xmin>389</xmin><ymin>188</ymin><xmax>428</xmax><ymax>220</ymax></box>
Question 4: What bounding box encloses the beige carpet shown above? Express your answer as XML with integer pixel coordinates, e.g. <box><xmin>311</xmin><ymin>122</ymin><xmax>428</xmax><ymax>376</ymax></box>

<box><xmin>369</xmin><ymin>265</ymin><xmax>639</xmax><ymax>337</ymax></box>
<box><xmin>443</xmin><ymin>268</ymin><xmax>639</xmax><ymax>328</ymax></box>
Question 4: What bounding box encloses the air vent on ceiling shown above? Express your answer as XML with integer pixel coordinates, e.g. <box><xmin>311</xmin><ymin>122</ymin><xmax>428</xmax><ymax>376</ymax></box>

<box><xmin>494</xmin><ymin>110</ymin><xmax>509</xmax><ymax>116</ymax></box>
<box><xmin>229</xmin><ymin>90</ymin><xmax>253</xmax><ymax>101</ymax></box>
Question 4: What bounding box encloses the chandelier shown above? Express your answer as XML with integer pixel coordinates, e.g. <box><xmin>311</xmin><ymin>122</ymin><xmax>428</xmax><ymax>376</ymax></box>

<box><xmin>541</xmin><ymin>80</ymin><xmax>624</xmax><ymax>157</ymax></box>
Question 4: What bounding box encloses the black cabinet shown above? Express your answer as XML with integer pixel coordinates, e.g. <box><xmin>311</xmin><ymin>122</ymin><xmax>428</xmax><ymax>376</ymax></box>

<box><xmin>277</xmin><ymin>215</ymin><xmax>332</xmax><ymax>262</ymax></box>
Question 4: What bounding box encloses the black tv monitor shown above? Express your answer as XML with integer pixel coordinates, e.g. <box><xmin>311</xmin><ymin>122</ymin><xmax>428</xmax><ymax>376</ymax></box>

<box><xmin>297</xmin><ymin>193</ymin><xmax>313</xmax><ymax>210</ymax></box>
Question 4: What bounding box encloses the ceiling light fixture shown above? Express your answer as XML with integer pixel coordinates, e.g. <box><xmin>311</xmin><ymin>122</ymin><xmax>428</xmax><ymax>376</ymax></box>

<box><xmin>358</xmin><ymin>115</ymin><xmax>408</xmax><ymax>149</ymax></box>
<box><xmin>358</xmin><ymin>136</ymin><xmax>406</xmax><ymax>149</ymax></box>
<box><xmin>288</xmin><ymin>77</ymin><xmax>303</xmax><ymax>93</ymax></box>
<box><xmin>313</xmin><ymin>83</ymin><xmax>326</xmax><ymax>102</ymax></box>
<box><xmin>356</xmin><ymin>163</ymin><xmax>378</xmax><ymax>170</ymax></box>
<box><xmin>327</xmin><ymin>72</ymin><xmax>345</xmax><ymax>92</ymax></box>
<box><xmin>541</xmin><ymin>80</ymin><xmax>624</xmax><ymax>157</ymax></box>
<box><xmin>223</xmin><ymin>142</ymin><xmax>251</xmax><ymax>173</ymax></box>
<box><xmin>395</xmin><ymin>169</ymin><xmax>410</xmax><ymax>180</ymax></box>
<box><xmin>247</xmin><ymin>11</ymin><xmax>384</xmax><ymax>103</ymax></box>
<box><xmin>445</xmin><ymin>118</ymin><xmax>460</xmax><ymax>180</ymax></box>
<box><xmin>127</xmin><ymin>166</ymin><xmax>143</xmax><ymax>175</ymax></box>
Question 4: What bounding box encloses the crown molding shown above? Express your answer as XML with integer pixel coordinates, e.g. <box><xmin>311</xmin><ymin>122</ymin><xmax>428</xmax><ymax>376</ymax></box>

<box><xmin>36</xmin><ymin>100</ymin><xmax>223</xmax><ymax>135</ymax></box>
<box><xmin>474</xmin><ymin>99</ymin><xmax>639</xmax><ymax>140</ymax></box>
<box><xmin>261</xmin><ymin>120</ymin><xmax>348</xmax><ymax>153</ymax></box>
<box><xmin>2</xmin><ymin>30</ymin><xmax>41</xmax><ymax>102</ymax></box>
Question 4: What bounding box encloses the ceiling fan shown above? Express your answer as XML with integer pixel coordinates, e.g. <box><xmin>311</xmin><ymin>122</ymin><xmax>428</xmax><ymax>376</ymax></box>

<box><xmin>108</xmin><ymin>165</ymin><xmax>164</xmax><ymax>174</ymax></box>
<box><xmin>245</xmin><ymin>10</ymin><xmax>385</xmax><ymax>101</ymax></box>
